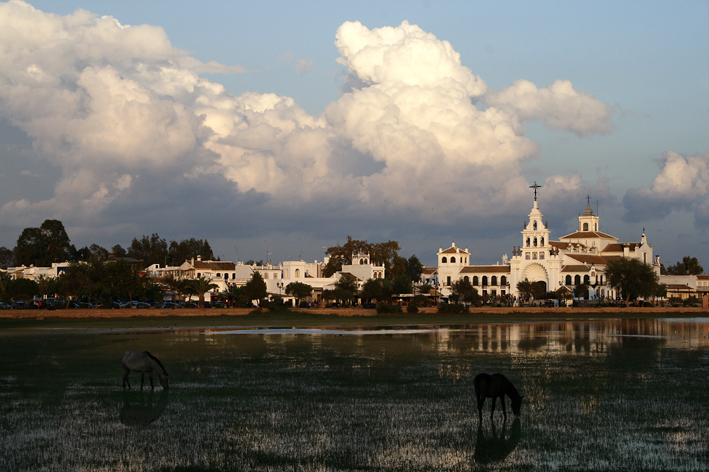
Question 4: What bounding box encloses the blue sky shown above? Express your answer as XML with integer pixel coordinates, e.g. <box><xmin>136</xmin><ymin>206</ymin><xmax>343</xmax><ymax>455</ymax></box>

<box><xmin>1</xmin><ymin>0</ymin><xmax>708</xmax><ymax>267</ymax></box>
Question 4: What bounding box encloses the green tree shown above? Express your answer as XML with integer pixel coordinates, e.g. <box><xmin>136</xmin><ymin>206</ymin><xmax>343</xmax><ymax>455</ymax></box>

<box><xmin>663</xmin><ymin>256</ymin><xmax>704</xmax><ymax>275</ymax></box>
<box><xmin>0</xmin><ymin>246</ymin><xmax>13</xmax><ymax>268</ymax></box>
<box><xmin>391</xmin><ymin>273</ymin><xmax>413</xmax><ymax>295</ymax></box>
<box><xmin>127</xmin><ymin>234</ymin><xmax>168</xmax><ymax>268</ymax></box>
<box><xmin>169</xmin><ymin>238</ymin><xmax>214</xmax><ymax>265</ymax></box>
<box><xmin>285</xmin><ymin>281</ymin><xmax>313</xmax><ymax>305</ymax></box>
<box><xmin>244</xmin><ymin>272</ymin><xmax>268</xmax><ymax>305</ymax></box>
<box><xmin>57</xmin><ymin>262</ymin><xmax>90</xmax><ymax>308</ymax></box>
<box><xmin>418</xmin><ymin>283</ymin><xmax>433</xmax><ymax>295</ymax></box>
<box><xmin>326</xmin><ymin>273</ymin><xmax>358</xmax><ymax>305</ymax></box>
<box><xmin>405</xmin><ymin>255</ymin><xmax>424</xmax><ymax>283</ymax></box>
<box><xmin>160</xmin><ymin>275</ymin><xmax>190</xmax><ymax>303</ymax></box>
<box><xmin>188</xmin><ymin>276</ymin><xmax>219</xmax><ymax>308</ymax></box>
<box><xmin>517</xmin><ymin>279</ymin><xmax>546</xmax><ymax>300</ymax></box>
<box><xmin>323</xmin><ymin>237</ymin><xmax>400</xmax><ymax>277</ymax></box>
<box><xmin>605</xmin><ymin>257</ymin><xmax>659</xmax><ymax>303</ymax></box>
<box><xmin>450</xmin><ymin>278</ymin><xmax>479</xmax><ymax>305</ymax></box>
<box><xmin>2</xmin><ymin>278</ymin><xmax>39</xmax><ymax>304</ymax></box>
<box><xmin>573</xmin><ymin>283</ymin><xmax>590</xmax><ymax>299</ymax></box>
<box><xmin>14</xmin><ymin>219</ymin><xmax>75</xmax><ymax>266</ymax></box>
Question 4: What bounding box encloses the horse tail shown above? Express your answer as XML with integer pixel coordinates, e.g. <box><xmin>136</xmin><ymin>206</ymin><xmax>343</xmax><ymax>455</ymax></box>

<box><xmin>144</xmin><ymin>351</ymin><xmax>168</xmax><ymax>376</ymax></box>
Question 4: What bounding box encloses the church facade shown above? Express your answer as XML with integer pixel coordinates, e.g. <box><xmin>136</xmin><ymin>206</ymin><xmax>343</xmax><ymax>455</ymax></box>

<box><xmin>437</xmin><ymin>191</ymin><xmax>661</xmax><ymax>301</ymax></box>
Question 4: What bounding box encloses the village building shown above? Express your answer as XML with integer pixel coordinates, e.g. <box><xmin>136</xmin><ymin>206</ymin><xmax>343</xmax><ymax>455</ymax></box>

<box><xmin>437</xmin><ymin>185</ymin><xmax>661</xmax><ymax>301</ymax></box>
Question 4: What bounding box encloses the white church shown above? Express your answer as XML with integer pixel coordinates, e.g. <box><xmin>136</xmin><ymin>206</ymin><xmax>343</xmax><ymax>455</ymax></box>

<box><xmin>437</xmin><ymin>185</ymin><xmax>660</xmax><ymax>301</ymax></box>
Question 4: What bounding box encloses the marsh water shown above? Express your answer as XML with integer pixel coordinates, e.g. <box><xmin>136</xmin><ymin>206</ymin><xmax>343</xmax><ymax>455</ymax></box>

<box><xmin>1</xmin><ymin>318</ymin><xmax>708</xmax><ymax>471</ymax></box>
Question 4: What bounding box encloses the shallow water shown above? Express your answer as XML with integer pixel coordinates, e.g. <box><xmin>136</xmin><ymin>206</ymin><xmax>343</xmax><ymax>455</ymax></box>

<box><xmin>1</xmin><ymin>318</ymin><xmax>708</xmax><ymax>471</ymax></box>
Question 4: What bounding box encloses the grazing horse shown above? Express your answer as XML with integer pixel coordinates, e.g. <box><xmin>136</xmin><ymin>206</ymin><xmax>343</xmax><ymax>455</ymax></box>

<box><xmin>474</xmin><ymin>373</ymin><xmax>522</xmax><ymax>421</ymax></box>
<box><xmin>121</xmin><ymin>350</ymin><xmax>169</xmax><ymax>390</ymax></box>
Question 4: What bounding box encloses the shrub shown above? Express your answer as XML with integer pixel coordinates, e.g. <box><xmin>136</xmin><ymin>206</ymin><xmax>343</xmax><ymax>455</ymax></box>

<box><xmin>437</xmin><ymin>303</ymin><xmax>469</xmax><ymax>314</ymax></box>
<box><xmin>299</xmin><ymin>301</ymin><xmax>309</xmax><ymax>308</ymax></box>
<box><xmin>406</xmin><ymin>304</ymin><xmax>419</xmax><ymax>313</ymax></box>
<box><xmin>377</xmin><ymin>304</ymin><xmax>403</xmax><ymax>314</ymax></box>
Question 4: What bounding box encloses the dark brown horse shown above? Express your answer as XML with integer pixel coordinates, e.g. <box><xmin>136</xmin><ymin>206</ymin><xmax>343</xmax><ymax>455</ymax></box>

<box><xmin>474</xmin><ymin>373</ymin><xmax>523</xmax><ymax>421</ymax></box>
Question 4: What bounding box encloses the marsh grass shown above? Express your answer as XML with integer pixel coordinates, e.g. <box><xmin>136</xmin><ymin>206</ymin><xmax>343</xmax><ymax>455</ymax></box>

<box><xmin>1</xmin><ymin>319</ymin><xmax>708</xmax><ymax>471</ymax></box>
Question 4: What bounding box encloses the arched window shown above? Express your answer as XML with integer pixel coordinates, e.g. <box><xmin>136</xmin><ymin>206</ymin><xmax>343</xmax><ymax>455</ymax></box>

<box><xmin>491</xmin><ymin>276</ymin><xmax>497</xmax><ymax>286</ymax></box>
<box><xmin>216</xmin><ymin>273</ymin><xmax>221</xmax><ymax>278</ymax></box>
<box><xmin>541</xmin><ymin>237</ymin><xmax>545</xmax><ymax>246</ymax></box>
<box><xmin>482</xmin><ymin>276</ymin><xmax>488</xmax><ymax>286</ymax></box>
<box><xmin>295</xmin><ymin>269</ymin><xmax>300</xmax><ymax>278</ymax></box>
<box><xmin>473</xmin><ymin>276</ymin><xmax>479</xmax><ymax>285</ymax></box>
<box><xmin>583</xmin><ymin>223</ymin><xmax>589</xmax><ymax>231</ymax></box>
<box><xmin>464</xmin><ymin>276</ymin><xmax>469</xmax><ymax>282</ymax></box>
<box><xmin>584</xmin><ymin>275</ymin><xmax>590</xmax><ymax>284</ymax></box>
<box><xmin>451</xmin><ymin>257</ymin><xmax>456</xmax><ymax>263</ymax></box>
<box><xmin>574</xmin><ymin>275</ymin><xmax>581</xmax><ymax>285</ymax></box>
<box><xmin>264</xmin><ymin>273</ymin><xmax>269</xmax><ymax>279</ymax></box>
<box><xmin>197</xmin><ymin>273</ymin><xmax>201</xmax><ymax>278</ymax></box>
<box><xmin>232</xmin><ymin>274</ymin><xmax>235</xmax><ymax>280</ymax></box>
<box><xmin>526</xmin><ymin>237</ymin><xmax>530</xmax><ymax>247</ymax></box>
<box><xmin>500</xmin><ymin>276</ymin><xmax>507</xmax><ymax>286</ymax></box>
<box><xmin>533</xmin><ymin>221</ymin><xmax>538</xmax><ymax>230</ymax></box>
<box><xmin>566</xmin><ymin>275</ymin><xmax>572</xmax><ymax>285</ymax></box>
<box><xmin>442</xmin><ymin>257</ymin><xmax>447</xmax><ymax>263</ymax></box>
<box><xmin>533</xmin><ymin>237</ymin><xmax>538</xmax><ymax>247</ymax></box>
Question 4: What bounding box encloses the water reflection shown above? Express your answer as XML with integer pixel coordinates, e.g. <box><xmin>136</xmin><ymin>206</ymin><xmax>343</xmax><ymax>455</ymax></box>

<box><xmin>474</xmin><ymin>418</ymin><xmax>522</xmax><ymax>465</ymax></box>
<box><xmin>119</xmin><ymin>389</ymin><xmax>169</xmax><ymax>427</ymax></box>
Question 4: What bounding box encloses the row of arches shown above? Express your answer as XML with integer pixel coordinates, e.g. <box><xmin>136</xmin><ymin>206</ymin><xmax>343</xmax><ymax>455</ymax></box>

<box><xmin>565</xmin><ymin>274</ymin><xmax>603</xmax><ymax>285</ymax></box>
<box><xmin>525</xmin><ymin>236</ymin><xmax>545</xmax><ymax>247</ymax></box>
<box><xmin>441</xmin><ymin>256</ymin><xmax>468</xmax><ymax>264</ymax></box>
<box><xmin>463</xmin><ymin>275</ymin><xmax>508</xmax><ymax>286</ymax></box>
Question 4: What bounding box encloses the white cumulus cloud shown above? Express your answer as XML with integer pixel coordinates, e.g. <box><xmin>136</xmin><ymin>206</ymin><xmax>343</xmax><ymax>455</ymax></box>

<box><xmin>0</xmin><ymin>3</ymin><xmax>616</xmax><ymax>246</ymax></box>
<box><xmin>623</xmin><ymin>151</ymin><xmax>709</xmax><ymax>225</ymax></box>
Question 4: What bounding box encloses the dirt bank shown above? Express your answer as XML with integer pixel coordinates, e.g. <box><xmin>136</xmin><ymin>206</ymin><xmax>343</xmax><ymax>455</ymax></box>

<box><xmin>1</xmin><ymin>305</ymin><xmax>706</xmax><ymax>319</ymax></box>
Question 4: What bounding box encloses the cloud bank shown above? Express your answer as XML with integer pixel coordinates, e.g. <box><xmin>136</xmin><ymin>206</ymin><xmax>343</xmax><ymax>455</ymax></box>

<box><xmin>623</xmin><ymin>151</ymin><xmax>709</xmax><ymax>227</ymax></box>
<box><xmin>0</xmin><ymin>2</ymin><xmax>616</xmax><ymax>248</ymax></box>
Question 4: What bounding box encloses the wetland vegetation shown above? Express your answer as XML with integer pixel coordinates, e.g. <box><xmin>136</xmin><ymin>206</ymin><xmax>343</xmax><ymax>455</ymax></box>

<box><xmin>1</xmin><ymin>317</ymin><xmax>708</xmax><ymax>471</ymax></box>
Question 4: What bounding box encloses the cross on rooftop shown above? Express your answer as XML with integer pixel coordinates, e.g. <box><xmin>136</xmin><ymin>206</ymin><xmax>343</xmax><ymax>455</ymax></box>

<box><xmin>530</xmin><ymin>181</ymin><xmax>542</xmax><ymax>201</ymax></box>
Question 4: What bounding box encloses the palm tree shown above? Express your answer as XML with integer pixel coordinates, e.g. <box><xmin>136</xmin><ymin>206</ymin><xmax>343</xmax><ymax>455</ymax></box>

<box><xmin>188</xmin><ymin>276</ymin><xmax>219</xmax><ymax>308</ymax></box>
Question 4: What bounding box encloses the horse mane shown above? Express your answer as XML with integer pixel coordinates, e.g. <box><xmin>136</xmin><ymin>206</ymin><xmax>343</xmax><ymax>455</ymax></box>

<box><xmin>144</xmin><ymin>351</ymin><xmax>168</xmax><ymax>376</ymax></box>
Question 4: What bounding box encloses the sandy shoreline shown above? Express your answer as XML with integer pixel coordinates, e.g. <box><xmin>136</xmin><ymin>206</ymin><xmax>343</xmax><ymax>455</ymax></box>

<box><xmin>1</xmin><ymin>305</ymin><xmax>707</xmax><ymax>319</ymax></box>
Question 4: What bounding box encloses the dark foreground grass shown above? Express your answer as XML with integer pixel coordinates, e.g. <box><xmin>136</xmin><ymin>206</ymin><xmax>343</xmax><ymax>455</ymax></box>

<box><xmin>0</xmin><ymin>318</ymin><xmax>708</xmax><ymax>471</ymax></box>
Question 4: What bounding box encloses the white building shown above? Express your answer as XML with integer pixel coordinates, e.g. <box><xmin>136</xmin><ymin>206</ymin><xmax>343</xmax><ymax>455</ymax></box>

<box><xmin>438</xmin><ymin>193</ymin><xmax>661</xmax><ymax>301</ymax></box>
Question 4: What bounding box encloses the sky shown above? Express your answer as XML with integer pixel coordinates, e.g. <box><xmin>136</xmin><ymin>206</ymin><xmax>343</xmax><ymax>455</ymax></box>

<box><xmin>0</xmin><ymin>0</ymin><xmax>708</xmax><ymax>268</ymax></box>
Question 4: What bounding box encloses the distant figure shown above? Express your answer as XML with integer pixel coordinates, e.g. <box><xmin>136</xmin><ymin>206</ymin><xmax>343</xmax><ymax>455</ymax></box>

<box><xmin>474</xmin><ymin>373</ymin><xmax>523</xmax><ymax>421</ymax></box>
<box><xmin>121</xmin><ymin>350</ymin><xmax>169</xmax><ymax>390</ymax></box>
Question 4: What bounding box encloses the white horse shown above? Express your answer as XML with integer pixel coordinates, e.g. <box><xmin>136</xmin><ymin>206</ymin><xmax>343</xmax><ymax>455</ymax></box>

<box><xmin>121</xmin><ymin>350</ymin><xmax>169</xmax><ymax>390</ymax></box>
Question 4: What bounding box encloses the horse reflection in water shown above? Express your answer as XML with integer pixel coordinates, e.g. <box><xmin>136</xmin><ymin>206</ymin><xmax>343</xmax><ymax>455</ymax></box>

<box><xmin>474</xmin><ymin>418</ymin><xmax>522</xmax><ymax>464</ymax></box>
<box><xmin>119</xmin><ymin>389</ymin><xmax>169</xmax><ymax>427</ymax></box>
<box><xmin>120</xmin><ymin>350</ymin><xmax>169</xmax><ymax>390</ymax></box>
<box><xmin>474</xmin><ymin>373</ymin><xmax>523</xmax><ymax>422</ymax></box>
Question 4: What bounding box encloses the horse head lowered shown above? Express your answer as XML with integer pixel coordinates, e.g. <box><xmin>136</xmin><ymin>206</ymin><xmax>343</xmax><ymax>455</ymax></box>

<box><xmin>474</xmin><ymin>373</ymin><xmax>523</xmax><ymax>421</ymax></box>
<box><xmin>120</xmin><ymin>350</ymin><xmax>169</xmax><ymax>390</ymax></box>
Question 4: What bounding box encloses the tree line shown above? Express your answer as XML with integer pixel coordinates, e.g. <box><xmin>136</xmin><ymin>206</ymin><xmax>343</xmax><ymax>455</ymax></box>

<box><xmin>0</xmin><ymin>219</ymin><xmax>214</xmax><ymax>269</ymax></box>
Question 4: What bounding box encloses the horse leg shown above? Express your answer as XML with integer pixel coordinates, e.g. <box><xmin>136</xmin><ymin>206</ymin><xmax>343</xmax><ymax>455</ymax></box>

<box><xmin>477</xmin><ymin>396</ymin><xmax>485</xmax><ymax>422</ymax></box>
<box><xmin>140</xmin><ymin>372</ymin><xmax>145</xmax><ymax>390</ymax></box>
<box><xmin>501</xmin><ymin>394</ymin><xmax>507</xmax><ymax>421</ymax></box>
<box><xmin>149</xmin><ymin>372</ymin><xmax>154</xmax><ymax>390</ymax></box>
<box><xmin>490</xmin><ymin>396</ymin><xmax>497</xmax><ymax>419</ymax></box>
<box><xmin>123</xmin><ymin>368</ymin><xmax>131</xmax><ymax>389</ymax></box>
